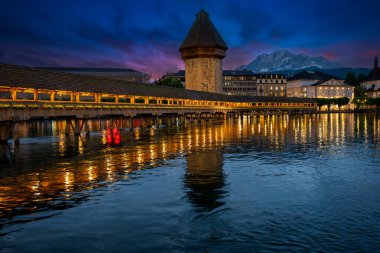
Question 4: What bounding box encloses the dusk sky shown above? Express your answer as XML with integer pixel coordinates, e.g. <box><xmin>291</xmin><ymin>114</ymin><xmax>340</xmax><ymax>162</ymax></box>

<box><xmin>1</xmin><ymin>0</ymin><xmax>379</xmax><ymax>79</ymax></box>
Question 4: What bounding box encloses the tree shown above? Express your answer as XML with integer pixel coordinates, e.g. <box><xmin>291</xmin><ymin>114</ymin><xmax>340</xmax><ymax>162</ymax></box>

<box><xmin>326</xmin><ymin>99</ymin><xmax>333</xmax><ymax>111</ymax></box>
<box><xmin>366</xmin><ymin>98</ymin><xmax>380</xmax><ymax>108</ymax></box>
<box><xmin>345</xmin><ymin>71</ymin><xmax>358</xmax><ymax>86</ymax></box>
<box><xmin>334</xmin><ymin>97</ymin><xmax>350</xmax><ymax>111</ymax></box>
<box><xmin>352</xmin><ymin>86</ymin><xmax>367</xmax><ymax>109</ymax></box>
<box><xmin>357</xmin><ymin>73</ymin><xmax>366</xmax><ymax>84</ymax></box>
<box><xmin>157</xmin><ymin>77</ymin><xmax>184</xmax><ymax>88</ymax></box>
<box><xmin>315</xmin><ymin>98</ymin><xmax>330</xmax><ymax>111</ymax></box>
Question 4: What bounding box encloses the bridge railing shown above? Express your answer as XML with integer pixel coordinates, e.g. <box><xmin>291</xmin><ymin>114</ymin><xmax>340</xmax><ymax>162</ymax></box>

<box><xmin>0</xmin><ymin>86</ymin><xmax>317</xmax><ymax>111</ymax></box>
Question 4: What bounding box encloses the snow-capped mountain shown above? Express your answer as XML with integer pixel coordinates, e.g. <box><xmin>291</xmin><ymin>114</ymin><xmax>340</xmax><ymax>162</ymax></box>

<box><xmin>237</xmin><ymin>50</ymin><xmax>345</xmax><ymax>72</ymax></box>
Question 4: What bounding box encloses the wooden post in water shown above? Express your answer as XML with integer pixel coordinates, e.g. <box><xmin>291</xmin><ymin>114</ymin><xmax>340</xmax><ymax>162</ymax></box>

<box><xmin>0</xmin><ymin>122</ymin><xmax>11</xmax><ymax>144</ymax></box>
<box><xmin>12</xmin><ymin>122</ymin><xmax>19</xmax><ymax>145</ymax></box>
<box><xmin>154</xmin><ymin>116</ymin><xmax>159</xmax><ymax>129</ymax></box>
<box><xmin>127</xmin><ymin>117</ymin><xmax>132</xmax><ymax>130</ymax></box>
<box><xmin>131</xmin><ymin>117</ymin><xmax>136</xmax><ymax>129</ymax></box>
<box><xmin>84</xmin><ymin>116</ymin><xmax>90</xmax><ymax>137</ymax></box>
<box><xmin>65</xmin><ymin>119</ymin><xmax>71</xmax><ymax>135</ymax></box>
<box><xmin>74</xmin><ymin>119</ymin><xmax>81</xmax><ymax>135</ymax></box>
<box><xmin>165</xmin><ymin>116</ymin><xmax>169</xmax><ymax>127</ymax></box>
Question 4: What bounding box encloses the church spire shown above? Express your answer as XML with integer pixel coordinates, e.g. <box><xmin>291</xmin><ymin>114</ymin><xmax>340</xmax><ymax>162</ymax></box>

<box><xmin>375</xmin><ymin>56</ymin><xmax>378</xmax><ymax>69</ymax></box>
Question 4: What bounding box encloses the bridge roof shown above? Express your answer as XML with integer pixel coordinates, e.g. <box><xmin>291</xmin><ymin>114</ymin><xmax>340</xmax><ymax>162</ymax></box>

<box><xmin>0</xmin><ymin>64</ymin><xmax>315</xmax><ymax>103</ymax></box>
<box><xmin>36</xmin><ymin>67</ymin><xmax>142</xmax><ymax>73</ymax></box>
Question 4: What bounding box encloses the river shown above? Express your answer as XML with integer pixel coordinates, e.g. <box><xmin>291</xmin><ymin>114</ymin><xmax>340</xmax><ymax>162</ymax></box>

<box><xmin>0</xmin><ymin>113</ymin><xmax>379</xmax><ymax>252</ymax></box>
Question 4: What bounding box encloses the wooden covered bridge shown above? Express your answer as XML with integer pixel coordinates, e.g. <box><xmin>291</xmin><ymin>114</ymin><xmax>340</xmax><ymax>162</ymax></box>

<box><xmin>0</xmin><ymin>64</ymin><xmax>317</xmax><ymax>143</ymax></box>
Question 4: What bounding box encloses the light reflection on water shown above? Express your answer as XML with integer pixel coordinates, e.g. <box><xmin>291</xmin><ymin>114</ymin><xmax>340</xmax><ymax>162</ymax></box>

<box><xmin>0</xmin><ymin>113</ymin><xmax>380</xmax><ymax>252</ymax></box>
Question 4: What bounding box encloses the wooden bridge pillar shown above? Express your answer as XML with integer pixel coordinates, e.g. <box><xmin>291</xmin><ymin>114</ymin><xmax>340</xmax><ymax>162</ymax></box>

<box><xmin>174</xmin><ymin>116</ymin><xmax>179</xmax><ymax>126</ymax></box>
<box><xmin>120</xmin><ymin>117</ymin><xmax>126</xmax><ymax>129</ymax></box>
<box><xmin>191</xmin><ymin>114</ymin><xmax>195</xmax><ymax>124</ymax></box>
<box><xmin>167</xmin><ymin>116</ymin><xmax>172</xmax><ymax>127</ymax></box>
<box><xmin>239</xmin><ymin>112</ymin><xmax>244</xmax><ymax>125</ymax></box>
<box><xmin>84</xmin><ymin>116</ymin><xmax>90</xmax><ymax>137</ymax></box>
<box><xmin>128</xmin><ymin>117</ymin><xmax>133</xmax><ymax>129</ymax></box>
<box><xmin>0</xmin><ymin>122</ymin><xmax>11</xmax><ymax>144</ymax></box>
<box><xmin>185</xmin><ymin>114</ymin><xmax>193</xmax><ymax>126</ymax></box>
<box><xmin>176</xmin><ymin>115</ymin><xmax>183</xmax><ymax>126</ymax></box>
<box><xmin>85</xmin><ymin>120</ymin><xmax>90</xmax><ymax>137</ymax></box>
<box><xmin>65</xmin><ymin>119</ymin><xmax>72</xmax><ymax>135</ymax></box>
<box><xmin>154</xmin><ymin>116</ymin><xmax>159</xmax><ymax>128</ymax></box>
<box><xmin>74</xmin><ymin>119</ymin><xmax>81</xmax><ymax>135</ymax></box>
<box><xmin>11</xmin><ymin>122</ymin><xmax>19</xmax><ymax>145</ymax></box>
<box><xmin>204</xmin><ymin>114</ymin><xmax>209</xmax><ymax>126</ymax></box>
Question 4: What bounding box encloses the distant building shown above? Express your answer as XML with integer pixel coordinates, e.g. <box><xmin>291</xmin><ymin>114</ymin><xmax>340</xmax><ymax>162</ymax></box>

<box><xmin>179</xmin><ymin>10</ymin><xmax>228</xmax><ymax>93</ymax></box>
<box><xmin>361</xmin><ymin>57</ymin><xmax>380</xmax><ymax>98</ymax></box>
<box><xmin>224</xmin><ymin>71</ymin><xmax>286</xmax><ymax>97</ymax></box>
<box><xmin>287</xmin><ymin>70</ymin><xmax>340</xmax><ymax>97</ymax></box>
<box><xmin>303</xmin><ymin>79</ymin><xmax>354</xmax><ymax>99</ymax></box>
<box><xmin>256</xmin><ymin>73</ymin><xmax>286</xmax><ymax>97</ymax></box>
<box><xmin>159</xmin><ymin>70</ymin><xmax>286</xmax><ymax>97</ymax></box>
<box><xmin>222</xmin><ymin>70</ymin><xmax>257</xmax><ymax>96</ymax></box>
<box><xmin>287</xmin><ymin>70</ymin><xmax>354</xmax><ymax>110</ymax></box>
<box><xmin>37</xmin><ymin>67</ymin><xmax>151</xmax><ymax>83</ymax></box>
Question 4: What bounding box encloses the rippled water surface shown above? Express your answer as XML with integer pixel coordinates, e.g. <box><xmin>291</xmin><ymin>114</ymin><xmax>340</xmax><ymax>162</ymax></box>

<box><xmin>1</xmin><ymin>113</ymin><xmax>380</xmax><ymax>252</ymax></box>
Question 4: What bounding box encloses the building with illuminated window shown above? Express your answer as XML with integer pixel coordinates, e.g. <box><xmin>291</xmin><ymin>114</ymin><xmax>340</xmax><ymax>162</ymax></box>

<box><xmin>287</xmin><ymin>70</ymin><xmax>354</xmax><ymax>110</ymax></box>
<box><xmin>160</xmin><ymin>70</ymin><xmax>286</xmax><ymax>97</ymax></box>
<box><xmin>222</xmin><ymin>70</ymin><xmax>257</xmax><ymax>96</ymax></box>
<box><xmin>255</xmin><ymin>73</ymin><xmax>286</xmax><ymax>97</ymax></box>
<box><xmin>287</xmin><ymin>70</ymin><xmax>341</xmax><ymax>98</ymax></box>
<box><xmin>361</xmin><ymin>57</ymin><xmax>380</xmax><ymax>98</ymax></box>
<box><xmin>303</xmin><ymin>79</ymin><xmax>354</xmax><ymax>99</ymax></box>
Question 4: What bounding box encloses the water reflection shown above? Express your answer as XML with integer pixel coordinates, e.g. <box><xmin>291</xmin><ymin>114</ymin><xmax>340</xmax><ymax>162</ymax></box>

<box><xmin>0</xmin><ymin>113</ymin><xmax>379</xmax><ymax>228</ymax></box>
<box><xmin>185</xmin><ymin>150</ymin><xmax>225</xmax><ymax>211</ymax></box>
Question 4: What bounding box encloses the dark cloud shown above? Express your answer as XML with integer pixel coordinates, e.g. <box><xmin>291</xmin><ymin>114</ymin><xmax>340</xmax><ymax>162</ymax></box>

<box><xmin>221</xmin><ymin>4</ymin><xmax>274</xmax><ymax>43</ymax></box>
<box><xmin>0</xmin><ymin>0</ymin><xmax>379</xmax><ymax>78</ymax></box>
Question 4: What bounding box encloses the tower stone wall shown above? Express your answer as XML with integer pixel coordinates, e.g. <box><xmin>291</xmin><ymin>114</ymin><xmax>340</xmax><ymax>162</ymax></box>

<box><xmin>185</xmin><ymin>57</ymin><xmax>222</xmax><ymax>93</ymax></box>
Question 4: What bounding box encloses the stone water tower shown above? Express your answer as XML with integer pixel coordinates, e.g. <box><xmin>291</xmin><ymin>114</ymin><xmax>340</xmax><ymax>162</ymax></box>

<box><xmin>180</xmin><ymin>10</ymin><xmax>228</xmax><ymax>93</ymax></box>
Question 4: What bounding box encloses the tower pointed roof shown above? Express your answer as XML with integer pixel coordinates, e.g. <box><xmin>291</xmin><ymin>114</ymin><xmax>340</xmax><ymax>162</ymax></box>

<box><xmin>180</xmin><ymin>9</ymin><xmax>228</xmax><ymax>51</ymax></box>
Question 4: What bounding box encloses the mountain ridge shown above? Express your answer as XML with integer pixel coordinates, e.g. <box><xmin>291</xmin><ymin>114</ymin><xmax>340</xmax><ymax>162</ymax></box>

<box><xmin>237</xmin><ymin>50</ymin><xmax>345</xmax><ymax>72</ymax></box>
<box><xmin>263</xmin><ymin>66</ymin><xmax>370</xmax><ymax>79</ymax></box>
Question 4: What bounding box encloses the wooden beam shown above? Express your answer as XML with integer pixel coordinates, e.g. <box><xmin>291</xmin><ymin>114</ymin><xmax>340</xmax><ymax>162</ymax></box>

<box><xmin>50</xmin><ymin>91</ymin><xmax>55</xmax><ymax>102</ymax></box>
<box><xmin>11</xmin><ymin>88</ymin><xmax>16</xmax><ymax>101</ymax></box>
